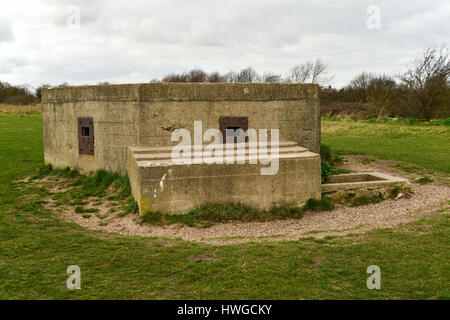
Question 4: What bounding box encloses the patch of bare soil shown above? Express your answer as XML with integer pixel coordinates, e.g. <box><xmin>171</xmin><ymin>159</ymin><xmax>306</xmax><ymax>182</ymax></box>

<box><xmin>28</xmin><ymin>157</ymin><xmax>450</xmax><ymax>245</ymax></box>
<box><xmin>339</xmin><ymin>155</ymin><xmax>449</xmax><ymax>185</ymax></box>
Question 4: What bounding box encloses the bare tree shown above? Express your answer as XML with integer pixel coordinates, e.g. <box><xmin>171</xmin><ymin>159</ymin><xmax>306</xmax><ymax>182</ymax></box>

<box><xmin>207</xmin><ymin>72</ymin><xmax>224</xmax><ymax>82</ymax></box>
<box><xmin>262</xmin><ymin>72</ymin><xmax>282</xmax><ymax>83</ymax></box>
<box><xmin>366</xmin><ymin>74</ymin><xmax>397</xmax><ymax>119</ymax></box>
<box><xmin>187</xmin><ymin>69</ymin><xmax>208</xmax><ymax>82</ymax></box>
<box><xmin>397</xmin><ymin>45</ymin><xmax>450</xmax><ymax>119</ymax></box>
<box><xmin>287</xmin><ymin>59</ymin><xmax>332</xmax><ymax>85</ymax></box>
<box><xmin>236</xmin><ymin>67</ymin><xmax>260</xmax><ymax>82</ymax></box>
<box><xmin>288</xmin><ymin>61</ymin><xmax>314</xmax><ymax>82</ymax></box>
<box><xmin>162</xmin><ymin>73</ymin><xmax>189</xmax><ymax>82</ymax></box>
<box><xmin>348</xmin><ymin>72</ymin><xmax>375</xmax><ymax>91</ymax></box>
<box><xmin>311</xmin><ymin>59</ymin><xmax>331</xmax><ymax>83</ymax></box>
<box><xmin>222</xmin><ymin>71</ymin><xmax>238</xmax><ymax>83</ymax></box>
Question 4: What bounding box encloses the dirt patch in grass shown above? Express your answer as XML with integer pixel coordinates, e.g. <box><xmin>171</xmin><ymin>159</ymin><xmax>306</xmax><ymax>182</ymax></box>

<box><xmin>335</xmin><ymin>155</ymin><xmax>450</xmax><ymax>185</ymax></box>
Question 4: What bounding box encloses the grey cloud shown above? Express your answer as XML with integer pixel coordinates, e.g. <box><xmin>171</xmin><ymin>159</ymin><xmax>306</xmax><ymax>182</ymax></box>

<box><xmin>0</xmin><ymin>0</ymin><xmax>449</xmax><ymax>89</ymax></box>
<box><xmin>0</xmin><ymin>18</ymin><xmax>14</xmax><ymax>42</ymax></box>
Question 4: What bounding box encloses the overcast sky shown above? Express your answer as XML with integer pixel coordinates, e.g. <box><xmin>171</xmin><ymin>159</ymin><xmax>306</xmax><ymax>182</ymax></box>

<box><xmin>0</xmin><ymin>0</ymin><xmax>449</xmax><ymax>89</ymax></box>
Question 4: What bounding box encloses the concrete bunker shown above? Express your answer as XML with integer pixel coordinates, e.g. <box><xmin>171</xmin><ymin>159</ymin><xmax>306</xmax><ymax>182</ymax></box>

<box><xmin>42</xmin><ymin>83</ymin><xmax>324</xmax><ymax>214</ymax></box>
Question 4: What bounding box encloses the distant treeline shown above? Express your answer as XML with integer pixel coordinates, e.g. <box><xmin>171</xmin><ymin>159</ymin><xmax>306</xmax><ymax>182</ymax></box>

<box><xmin>321</xmin><ymin>46</ymin><xmax>450</xmax><ymax>120</ymax></box>
<box><xmin>0</xmin><ymin>82</ymin><xmax>37</xmax><ymax>106</ymax></box>
<box><xmin>2</xmin><ymin>46</ymin><xmax>449</xmax><ymax>120</ymax></box>
<box><xmin>158</xmin><ymin>58</ymin><xmax>332</xmax><ymax>85</ymax></box>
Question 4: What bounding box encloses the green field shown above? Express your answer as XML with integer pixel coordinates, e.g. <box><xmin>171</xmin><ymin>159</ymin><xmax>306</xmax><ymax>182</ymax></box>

<box><xmin>322</xmin><ymin>118</ymin><xmax>450</xmax><ymax>173</ymax></box>
<box><xmin>0</xmin><ymin>114</ymin><xmax>449</xmax><ymax>299</ymax></box>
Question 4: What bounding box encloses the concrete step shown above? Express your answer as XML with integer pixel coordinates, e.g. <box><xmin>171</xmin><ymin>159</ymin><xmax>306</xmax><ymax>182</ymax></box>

<box><xmin>135</xmin><ymin>151</ymin><xmax>319</xmax><ymax>168</ymax></box>
<box><xmin>129</xmin><ymin>141</ymin><xmax>316</xmax><ymax>168</ymax></box>
<box><xmin>127</xmin><ymin>139</ymin><xmax>322</xmax><ymax>214</ymax></box>
<box><xmin>133</xmin><ymin>145</ymin><xmax>308</xmax><ymax>161</ymax></box>
<box><xmin>130</xmin><ymin>140</ymin><xmax>298</xmax><ymax>155</ymax></box>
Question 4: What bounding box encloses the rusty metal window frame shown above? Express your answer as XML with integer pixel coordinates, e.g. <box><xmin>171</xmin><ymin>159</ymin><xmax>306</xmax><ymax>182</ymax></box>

<box><xmin>219</xmin><ymin>116</ymin><xmax>249</xmax><ymax>143</ymax></box>
<box><xmin>78</xmin><ymin>117</ymin><xmax>94</xmax><ymax>156</ymax></box>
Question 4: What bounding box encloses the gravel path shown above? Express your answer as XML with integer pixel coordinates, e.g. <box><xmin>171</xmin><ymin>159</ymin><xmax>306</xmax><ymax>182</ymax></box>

<box><xmin>51</xmin><ymin>156</ymin><xmax>450</xmax><ymax>245</ymax></box>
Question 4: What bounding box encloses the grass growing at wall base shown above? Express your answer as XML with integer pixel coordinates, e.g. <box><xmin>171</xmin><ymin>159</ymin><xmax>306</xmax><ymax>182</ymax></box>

<box><xmin>28</xmin><ymin>164</ymin><xmax>138</xmax><ymax>217</ymax></box>
<box><xmin>141</xmin><ymin>197</ymin><xmax>335</xmax><ymax>227</ymax></box>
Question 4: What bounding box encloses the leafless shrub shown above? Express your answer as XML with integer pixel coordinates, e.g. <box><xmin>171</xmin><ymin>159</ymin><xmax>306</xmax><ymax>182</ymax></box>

<box><xmin>236</xmin><ymin>67</ymin><xmax>260</xmax><ymax>83</ymax></box>
<box><xmin>187</xmin><ymin>69</ymin><xmax>208</xmax><ymax>82</ymax></box>
<box><xmin>396</xmin><ymin>45</ymin><xmax>450</xmax><ymax>119</ymax></box>
<box><xmin>288</xmin><ymin>61</ymin><xmax>314</xmax><ymax>82</ymax></box>
<box><xmin>262</xmin><ymin>72</ymin><xmax>282</xmax><ymax>83</ymax></box>
<box><xmin>366</xmin><ymin>75</ymin><xmax>397</xmax><ymax>119</ymax></box>
<box><xmin>162</xmin><ymin>73</ymin><xmax>189</xmax><ymax>82</ymax></box>
<box><xmin>345</xmin><ymin>72</ymin><xmax>376</xmax><ymax>102</ymax></box>
<box><xmin>222</xmin><ymin>71</ymin><xmax>238</xmax><ymax>83</ymax></box>
<box><xmin>207</xmin><ymin>72</ymin><xmax>224</xmax><ymax>82</ymax></box>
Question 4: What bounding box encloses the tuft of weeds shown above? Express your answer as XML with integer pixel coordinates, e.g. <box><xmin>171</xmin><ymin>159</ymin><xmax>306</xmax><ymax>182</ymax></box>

<box><xmin>74</xmin><ymin>206</ymin><xmax>84</xmax><ymax>213</ymax></box>
<box><xmin>61</xmin><ymin>170</ymin><xmax>132</xmax><ymax>201</ymax></box>
<box><xmin>116</xmin><ymin>211</ymin><xmax>128</xmax><ymax>217</ymax></box>
<box><xmin>390</xmin><ymin>186</ymin><xmax>414</xmax><ymax>199</ymax></box>
<box><xmin>81</xmin><ymin>214</ymin><xmax>91</xmax><ymax>219</ymax></box>
<box><xmin>350</xmin><ymin>194</ymin><xmax>384</xmax><ymax>207</ymax></box>
<box><xmin>321</xmin><ymin>160</ymin><xmax>336</xmax><ymax>183</ymax></box>
<box><xmin>390</xmin><ymin>186</ymin><xmax>402</xmax><ymax>199</ymax></box>
<box><xmin>395</xmin><ymin>163</ymin><xmax>421</xmax><ymax>173</ymax></box>
<box><xmin>361</xmin><ymin>158</ymin><xmax>375</xmax><ymax>165</ymax></box>
<box><xmin>416</xmin><ymin>177</ymin><xmax>433</xmax><ymax>185</ymax></box>
<box><xmin>74</xmin><ymin>207</ymin><xmax>99</xmax><ymax>214</ymax></box>
<box><xmin>303</xmin><ymin>197</ymin><xmax>335</xmax><ymax>211</ymax></box>
<box><xmin>53</xmin><ymin>167</ymin><xmax>79</xmax><ymax>178</ymax></box>
<box><xmin>320</xmin><ymin>144</ymin><xmax>332</xmax><ymax>162</ymax></box>
<box><xmin>125</xmin><ymin>200</ymin><xmax>139</xmax><ymax>214</ymax></box>
<box><xmin>111</xmin><ymin>175</ymin><xmax>132</xmax><ymax>200</ymax></box>
<box><xmin>29</xmin><ymin>164</ymin><xmax>53</xmax><ymax>181</ymax></box>
<box><xmin>332</xmin><ymin>154</ymin><xmax>345</xmax><ymax>164</ymax></box>
<box><xmin>117</xmin><ymin>199</ymin><xmax>139</xmax><ymax>217</ymax></box>
<box><xmin>333</xmin><ymin>168</ymin><xmax>352</xmax><ymax>175</ymax></box>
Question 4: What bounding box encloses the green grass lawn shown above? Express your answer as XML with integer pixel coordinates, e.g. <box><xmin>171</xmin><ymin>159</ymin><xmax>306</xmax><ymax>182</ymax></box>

<box><xmin>322</xmin><ymin>118</ymin><xmax>450</xmax><ymax>173</ymax></box>
<box><xmin>0</xmin><ymin>114</ymin><xmax>449</xmax><ymax>299</ymax></box>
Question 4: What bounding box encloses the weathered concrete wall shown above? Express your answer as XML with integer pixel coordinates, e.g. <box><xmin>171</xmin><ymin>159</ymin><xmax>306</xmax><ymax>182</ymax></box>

<box><xmin>42</xmin><ymin>83</ymin><xmax>320</xmax><ymax>175</ymax></box>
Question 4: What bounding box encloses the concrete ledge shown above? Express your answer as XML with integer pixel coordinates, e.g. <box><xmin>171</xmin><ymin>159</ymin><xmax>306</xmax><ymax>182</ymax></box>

<box><xmin>42</xmin><ymin>83</ymin><xmax>319</xmax><ymax>103</ymax></box>
<box><xmin>128</xmin><ymin>141</ymin><xmax>321</xmax><ymax>214</ymax></box>
<box><xmin>322</xmin><ymin>172</ymin><xmax>409</xmax><ymax>193</ymax></box>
